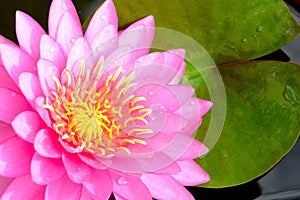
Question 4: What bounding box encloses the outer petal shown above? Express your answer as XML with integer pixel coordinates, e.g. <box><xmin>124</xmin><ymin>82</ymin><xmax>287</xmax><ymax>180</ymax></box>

<box><xmin>34</xmin><ymin>129</ymin><xmax>63</xmax><ymax>158</ymax></box>
<box><xmin>85</xmin><ymin>0</ymin><xmax>118</xmax><ymax>45</ymax></box>
<box><xmin>19</xmin><ymin>72</ymin><xmax>44</xmax><ymax>108</ymax></box>
<box><xmin>31</xmin><ymin>153</ymin><xmax>65</xmax><ymax>185</ymax></box>
<box><xmin>179</xmin><ymin>139</ymin><xmax>209</xmax><ymax>161</ymax></box>
<box><xmin>0</xmin><ymin>35</ymin><xmax>15</xmax><ymax>66</ymax></box>
<box><xmin>172</xmin><ymin>160</ymin><xmax>210</xmax><ymax>186</ymax></box>
<box><xmin>83</xmin><ymin>169</ymin><xmax>112</xmax><ymax>200</ymax></box>
<box><xmin>37</xmin><ymin>59</ymin><xmax>60</xmax><ymax>96</ymax></box>
<box><xmin>16</xmin><ymin>11</ymin><xmax>46</xmax><ymax>60</ymax></box>
<box><xmin>176</xmin><ymin>98</ymin><xmax>212</xmax><ymax>135</ymax></box>
<box><xmin>141</xmin><ymin>174</ymin><xmax>194</xmax><ymax>200</ymax></box>
<box><xmin>35</xmin><ymin>97</ymin><xmax>52</xmax><ymax>127</ymax></box>
<box><xmin>48</xmin><ymin>0</ymin><xmax>81</xmax><ymax>39</ymax></box>
<box><xmin>62</xmin><ymin>153</ymin><xmax>92</xmax><ymax>183</ymax></box>
<box><xmin>12</xmin><ymin>111</ymin><xmax>45</xmax><ymax>143</ymax></box>
<box><xmin>0</xmin><ymin>43</ymin><xmax>36</xmax><ymax>85</ymax></box>
<box><xmin>110</xmin><ymin>173</ymin><xmax>152</xmax><ymax>200</ymax></box>
<box><xmin>0</xmin><ymin>121</ymin><xmax>15</xmax><ymax>143</ymax></box>
<box><xmin>40</xmin><ymin>34</ymin><xmax>66</xmax><ymax>72</ymax></box>
<box><xmin>134</xmin><ymin>49</ymin><xmax>185</xmax><ymax>84</ymax></box>
<box><xmin>119</xmin><ymin>16</ymin><xmax>155</xmax><ymax>58</ymax></box>
<box><xmin>1</xmin><ymin>175</ymin><xmax>45</xmax><ymax>200</ymax></box>
<box><xmin>0</xmin><ymin>87</ymin><xmax>32</xmax><ymax>123</ymax></box>
<box><xmin>45</xmin><ymin>174</ymin><xmax>82</xmax><ymax>200</ymax></box>
<box><xmin>0</xmin><ymin>67</ymin><xmax>20</xmax><ymax>92</ymax></box>
<box><xmin>56</xmin><ymin>12</ymin><xmax>83</xmax><ymax>55</ymax></box>
<box><xmin>0</xmin><ymin>136</ymin><xmax>34</xmax><ymax>177</ymax></box>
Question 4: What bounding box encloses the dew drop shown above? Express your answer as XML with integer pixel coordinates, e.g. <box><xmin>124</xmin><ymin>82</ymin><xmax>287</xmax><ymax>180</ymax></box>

<box><xmin>49</xmin><ymin>47</ymin><xmax>55</xmax><ymax>53</ymax></box>
<box><xmin>100</xmin><ymin>15</ymin><xmax>107</xmax><ymax>20</ymax></box>
<box><xmin>148</xmin><ymin>90</ymin><xmax>154</xmax><ymax>96</ymax></box>
<box><xmin>70</xmin><ymin>38</ymin><xmax>76</xmax><ymax>43</ymax></box>
<box><xmin>117</xmin><ymin>177</ymin><xmax>128</xmax><ymax>185</ymax></box>
<box><xmin>242</xmin><ymin>38</ymin><xmax>247</xmax><ymax>42</ymax></box>
<box><xmin>190</xmin><ymin>100</ymin><xmax>195</xmax><ymax>105</ymax></box>
<box><xmin>11</xmin><ymin>92</ymin><xmax>16</xmax><ymax>97</ymax></box>
<box><xmin>252</xmin><ymin>34</ymin><xmax>257</xmax><ymax>38</ymax></box>
<box><xmin>137</xmin><ymin>58</ymin><xmax>143</xmax><ymax>63</ymax></box>
<box><xmin>256</xmin><ymin>26</ymin><xmax>264</xmax><ymax>32</ymax></box>
<box><xmin>150</xmin><ymin>115</ymin><xmax>157</xmax><ymax>120</ymax></box>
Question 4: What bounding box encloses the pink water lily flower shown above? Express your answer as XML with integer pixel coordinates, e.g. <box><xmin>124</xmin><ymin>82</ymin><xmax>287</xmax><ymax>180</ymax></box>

<box><xmin>0</xmin><ymin>0</ymin><xmax>212</xmax><ymax>199</ymax></box>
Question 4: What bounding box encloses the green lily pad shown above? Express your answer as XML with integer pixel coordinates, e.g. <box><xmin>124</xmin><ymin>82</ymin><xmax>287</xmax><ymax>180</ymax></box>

<box><xmin>113</xmin><ymin>0</ymin><xmax>300</xmax><ymax>64</ymax></box>
<box><xmin>193</xmin><ymin>61</ymin><xmax>300</xmax><ymax>188</ymax></box>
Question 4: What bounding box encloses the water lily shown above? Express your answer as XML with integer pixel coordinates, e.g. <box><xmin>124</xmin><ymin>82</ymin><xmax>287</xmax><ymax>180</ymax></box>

<box><xmin>0</xmin><ymin>0</ymin><xmax>212</xmax><ymax>199</ymax></box>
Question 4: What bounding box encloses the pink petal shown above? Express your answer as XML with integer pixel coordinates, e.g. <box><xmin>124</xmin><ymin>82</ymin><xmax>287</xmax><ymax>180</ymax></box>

<box><xmin>133</xmin><ymin>83</ymin><xmax>181</xmax><ymax>113</ymax></box>
<box><xmin>179</xmin><ymin>139</ymin><xmax>209</xmax><ymax>161</ymax></box>
<box><xmin>78</xmin><ymin>153</ymin><xmax>108</xmax><ymax>170</ymax></box>
<box><xmin>134</xmin><ymin>49</ymin><xmax>185</xmax><ymax>84</ymax></box>
<box><xmin>110</xmin><ymin>173</ymin><xmax>152</xmax><ymax>200</ymax></box>
<box><xmin>19</xmin><ymin>72</ymin><xmax>44</xmax><ymax>108</ymax></box>
<box><xmin>141</xmin><ymin>174</ymin><xmax>194</xmax><ymax>200</ymax></box>
<box><xmin>168</xmin><ymin>85</ymin><xmax>195</xmax><ymax>106</ymax></box>
<box><xmin>0</xmin><ymin>121</ymin><xmax>16</xmax><ymax>143</ymax></box>
<box><xmin>48</xmin><ymin>0</ymin><xmax>81</xmax><ymax>40</ymax></box>
<box><xmin>16</xmin><ymin>11</ymin><xmax>45</xmax><ymax>61</ymax></box>
<box><xmin>37</xmin><ymin>59</ymin><xmax>60</xmax><ymax>96</ymax></box>
<box><xmin>12</xmin><ymin>111</ymin><xmax>45</xmax><ymax>143</ymax></box>
<box><xmin>0</xmin><ymin>176</ymin><xmax>13</xmax><ymax>196</ymax></box>
<box><xmin>176</xmin><ymin>98</ymin><xmax>212</xmax><ymax>135</ymax></box>
<box><xmin>0</xmin><ymin>136</ymin><xmax>34</xmax><ymax>177</ymax></box>
<box><xmin>0</xmin><ymin>35</ymin><xmax>15</xmax><ymax>66</ymax></box>
<box><xmin>35</xmin><ymin>97</ymin><xmax>52</xmax><ymax>127</ymax></box>
<box><xmin>1</xmin><ymin>175</ymin><xmax>45</xmax><ymax>200</ymax></box>
<box><xmin>0</xmin><ymin>67</ymin><xmax>20</xmax><ymax>92</ymax></box>
<box><xmin>56</xmin><ymin>12</ymin><xmax>83</xmax><ymax>55</ymax></box>
<box><xmin>172</xmin><ymin>160</ymin><xmax>210</xmax><ymax>186</ymax></box>
<box><xmin>66</xmin><ymin>37</ymin><xmax>92</xmax><ymax>76</ymax></box>
<box><xmin>85</xmin><ymin>0</ymin><xmax>118</xmax><ymax>45</ymax></box>
<box><xmin>45</xmin><ymin>174</ymin><xmax>82</xmax><ymax>200</ymax></box>
<box><xmin>62</xmin><ymin>153</ymin><xmax>92</xmax><ymax>183</ymax></box>
<box><xmin>89</xmin><ymin>24</ymin><xmax>118</xmax><ymax>58</ymax></box>
<box><xmin>119</xmin><ymin>16</ymin><xmax>155</xmax><ymax>58</ymax></box>
<box><xmin>34</xmin><ymin>128</ymin><xmax>63</xmax><ymax>158</ymax></box>
<box><xmin>0</xmin><ymin>87</ymin><xmax>32</xmax><ymax>123</ymax></box>
<box><xmin>40</xmin><ymin>34</ymin><xmax>67</xmax><ymax>72</ymax></box>
<box><xmin>0</xmin><ymin>43</ymin><xmax>37</xmax><ymax>85</ymax></box>
<box><xmin>83</xmin><ymin>169</ymin><xmax>112</xmax><ymax>200</ymax></box>
<box><xmin>104</xmin><ymin>45</ymin><xmax>136</xmax><ymax>72</ymax></box>
<box><xmin>31</xmin><ymin>153</ymin><xmax>65</xmax><ymax>185</ymax></box>
<box><xmin>170</xmin><ymin>62</ymin><xmax>186</xmax><ymax>84</ymax></box>
<box><xmin>80</xmin><ymin>187</ymin><xmax>97</xmax><ymax>200</ymax></box>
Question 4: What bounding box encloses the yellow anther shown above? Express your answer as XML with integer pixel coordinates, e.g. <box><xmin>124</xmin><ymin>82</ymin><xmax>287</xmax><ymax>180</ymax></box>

<box><xmin>130</xmin><ymin>97</ymin><xmax>146</xmax><ymax>106</ymax></box>
<box><xmin>42</xmin><ymin>104</ymin><xmax>55</xmax><ymax>114</ymax></box>
<box><xmin>133</xmin><ymin>138</ymin><xmax>147</xmax><ymax>145</ymax></box>
<box><xmin>121</xmin><ymin>94</ymin><xmax>135</xmax><ymax>106</ymax></box>
<box><xmin>118</xmin><ymin>147</ymin><xmax>131</xmax><ymax>154</ymax></box>
<box><xmin>133</xmin><ymin>116</ymin><xmax>149</xmax><ymax>125</ymax></box>
<box><xmin>51</xmin><ymin>75</ymin><xmax>62</xmax><ymax>91</ymax></box>
<box><xmin>111</xmin><ymin>67</ymin><xmax>122</xmax><ymax>83</ymax></box>
<box><xmin>128</xmin><ymin>105</ymin><xmax>145</xmax><ymax>113</ymax></box>
<box><xmin>128</xmin><ymin>128</ymin><xmax>154</xmax><ymax>135</ymax></box>
<box><xmin>62</xmin><ymin>134</ymin><xmax>69</xmax><ymax>139</ymax></box>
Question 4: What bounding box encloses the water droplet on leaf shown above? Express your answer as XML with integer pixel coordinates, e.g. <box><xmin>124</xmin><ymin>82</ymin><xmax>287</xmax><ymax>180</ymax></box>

<box><xmin>283</xmin><ymin>78</ymin><xmax>300</xmax><ymax>106</ymax></box>
<box><xmin>256</xmin><ymin>26</ymin><xmax>264</xmax><ymax>32</ymax></box>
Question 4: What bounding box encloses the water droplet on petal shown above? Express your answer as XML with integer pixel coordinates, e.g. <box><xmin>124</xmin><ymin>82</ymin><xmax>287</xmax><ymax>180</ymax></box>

<box><xmin>11</xmin><ymin>92</ymin><xmax>16</xmax><ymax>97</ymax></box>
<box><xmin>137</xmin><ymin>58</ymin><xmax>143</xmax><ymax>63</ymax></box>
<box><xmin>70</xmin><ymin>38</ymin><xmax>76</xmax><ymax>43</ymax></box>
<box><xmin>100</xmin><ymin>15</ymin><xmax>107</xmax><ymax>20</ymax></box>
<box><xmin>148</xmin><ymin>91</ymin><xmax>154</xmax><ymax>96</ymax></box>
<box><xmin>118</xmin><ymin>177</ymin><xmax>128</xmax><ymax>185</ymax></box>
<box><xmin>190</xmin><ymin>101</ymin><xmax>195</xmax><ymax>105</ymax></box>
<box><xmin>49</xmin><ymin>47</ymin><xmax>55</xmax><ymax>53</ymax></box>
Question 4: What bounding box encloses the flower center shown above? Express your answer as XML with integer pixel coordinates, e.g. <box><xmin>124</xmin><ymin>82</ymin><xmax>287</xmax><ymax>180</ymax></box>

<box><xmin>43</xmin><ymin>57</ymin><xmax>153</xmax><ymax>157</ymax></box>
